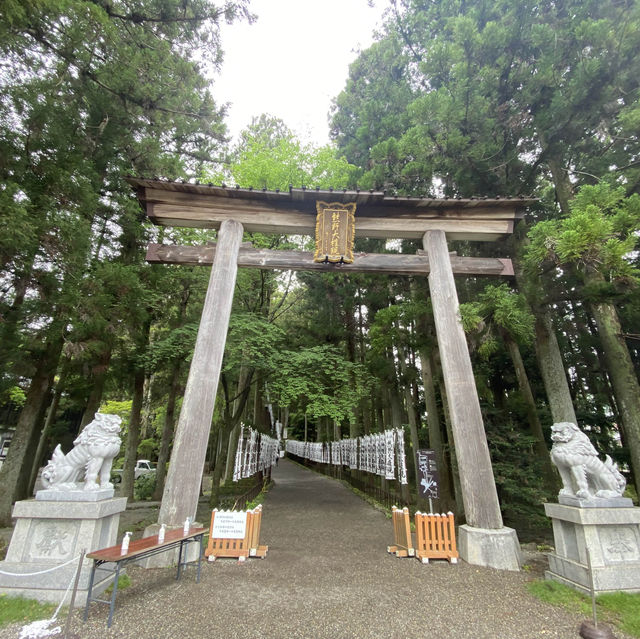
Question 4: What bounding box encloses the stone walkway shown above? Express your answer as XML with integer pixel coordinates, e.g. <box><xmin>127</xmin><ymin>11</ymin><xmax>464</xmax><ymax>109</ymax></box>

<box><xmin>0</xmin><ymin>459</ymin><xmax>624</xmax><ymax>639</ymax></box>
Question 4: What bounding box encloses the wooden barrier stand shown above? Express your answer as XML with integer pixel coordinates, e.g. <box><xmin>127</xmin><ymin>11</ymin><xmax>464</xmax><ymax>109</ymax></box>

<box><xmin>387</xmin><ymin>506</ymin><xmax>414</xmax><ymax>558</ymax></box>
<box><xmin>415</xmin><ymin>511</ymin><xmax>458</xmax><ymax>564</ymax></box>
<box><xmin>206</xmin><ymin>505</ymin><xmax>267</xmax><ymax>562</ymax></box>
<box><xmin>388</xmin><ymin>507</ymin><xmax>459</xmax><ymax>564</ymax></box>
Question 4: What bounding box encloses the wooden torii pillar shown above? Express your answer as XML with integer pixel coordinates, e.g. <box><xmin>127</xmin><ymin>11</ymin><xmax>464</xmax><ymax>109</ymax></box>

<box><xmin>128</xmin><ymin>179</ymin><xmax>533</xmax><ymax>570</ymax></box>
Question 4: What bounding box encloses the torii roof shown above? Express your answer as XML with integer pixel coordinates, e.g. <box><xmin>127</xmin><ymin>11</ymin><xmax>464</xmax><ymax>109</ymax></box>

<box><xmin>127</xmin><ymin>177</ymin><xmax>536</xmax><ymax>242</ymax></box>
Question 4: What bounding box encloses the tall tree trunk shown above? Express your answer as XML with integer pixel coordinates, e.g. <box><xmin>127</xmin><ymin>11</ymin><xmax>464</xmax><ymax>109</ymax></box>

<box><xmin>121</xmin><ymin>366</ymin><xmax>147</xmax><ymax>500</ymax></box>
<box><xmin>209</xmin><ymin>425</ymin><xmax>231</xmax><ymax>509</ymax></box>
<box><xmin>29</xmin><ymin>366</ymin><xmax>68</xmax><ymax>493</ymax></box>
<box><xmin>587</xmin><ymin>273</ymin><xmax>640</xmax><ymax>499</ymax></box>
<box><xmin>0</xmin><ymin>333</ymin><xmax>63</xmax><ymax>525</ymax></box>
<box><xmin>0</xmin><ymin>269</ymin><xmax>30</xmax><ymax>372</ymax></box>
<box><xmin>419</xmin><ymin>347</ymin><xmax>455</xmax><ymax>511</ymax></box>
<box><xmin>513</xmin><ymin>229</ymin><xmax>578</xmax><ymax>426</ymax></box>
<box><xmin>502</xmin><ymin>330</ymin><xmax>558</xmax><ymax>491</ymax></box>
<box><xmin>533</xmin><ymin>309</ymin><xmax>579</xmax><ymax>425</ymax></box>
<box><xmin>152</xmin><ymin>362</ymin><xmax>182</xmax><ymax>501</ymax></box>
<box><xmin>79</xmin><ymin>347</ymin><xmax>113</xmax><ymax>428</ymax></box>
<box><xmin>396</xmin><ymin>340</ymin><xmax>421</xmax><ymax>491</ymax></box>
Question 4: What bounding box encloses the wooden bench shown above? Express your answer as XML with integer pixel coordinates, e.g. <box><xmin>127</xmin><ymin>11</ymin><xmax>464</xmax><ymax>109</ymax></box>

<box><xmin>83</xmin><ymin>526</ymin><xmax>207</xmax><ymax>627</ymax></box>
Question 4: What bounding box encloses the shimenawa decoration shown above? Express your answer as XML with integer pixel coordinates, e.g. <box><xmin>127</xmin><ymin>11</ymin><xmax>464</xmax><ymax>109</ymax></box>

<box><xmin>232</xmin><ymin>425</ymin><xmax>279</xmax><ymax>481</ymax></box>
<box><xmin>286</xmin><ymin>428</ymin><xmax>408</xmax><ymax>484</ymax></box>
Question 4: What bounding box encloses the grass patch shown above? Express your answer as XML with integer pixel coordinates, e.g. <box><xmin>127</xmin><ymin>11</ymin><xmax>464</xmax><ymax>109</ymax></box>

<box><xmin>527</xmin><ymin>580</ymin><xmax>592</xmax><ymax>616</ymax></box>
<box><xmin>245</xmin><ymin>480</ymin><xmax>274</xmax><ymax>510</ymax></box>
<box><xmin>0</xmin><ymin>594</ymin><xmax>57</xmax><ymax>628</ymax></box>
<box><xmin>597</xmin><ymin>592</ymin><xmax>640</xmax><ymax>636</ymax></box>
<box><xmin>528</xmin><ymin>580</ymin><xmax>640</xmax><ymax>638</ymax></box>
<box><xmin>104</xmin><ymin>573</ymin><xmax>132</xmax><ymax>595</ymax></box>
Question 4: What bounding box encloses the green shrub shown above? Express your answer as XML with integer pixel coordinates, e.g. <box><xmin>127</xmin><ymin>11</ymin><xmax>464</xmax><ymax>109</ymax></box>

<box><xmin>133</xmin><ymin>473</ymin><xmax>156</xmax><ymax>501</ymax></box>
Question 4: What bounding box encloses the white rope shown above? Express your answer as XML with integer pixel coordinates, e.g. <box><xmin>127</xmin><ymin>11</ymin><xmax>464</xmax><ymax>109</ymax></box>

<box><xmin>0</xmin><ymin>554</ymin><xmax>81</xmax><ymax>577</ymax></box>
<box><xmin>18</xmin><ymin>556</ymin><xmax>80</xmax><ymax>639</ymax></box>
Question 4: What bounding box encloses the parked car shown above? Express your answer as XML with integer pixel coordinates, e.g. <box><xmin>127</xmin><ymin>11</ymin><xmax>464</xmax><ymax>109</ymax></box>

<box><xmin>111</xmin><ymin>459</ymin><xmax>156</xmax><ymax>484</ymax></box>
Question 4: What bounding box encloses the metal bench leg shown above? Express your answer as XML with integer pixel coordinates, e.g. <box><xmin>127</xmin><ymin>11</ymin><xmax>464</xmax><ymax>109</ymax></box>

<box><xmin>196</xmin><ymin>536</ymin><xmax>203</xmax><ymax>583</ymax></box>
<box><xmin>83</xmin><ymin>561</ymin><xmax>97</xmax><ymax>621</ymax></box>
<box><xmin>176</xmin><ymin>540</ymin><xmax>184</xmax><ymax>580</ymax></box>
<box><xmin>107</xmin><ymin>563</ymin><xmax>121</xmax><ymax>628</ymax></box>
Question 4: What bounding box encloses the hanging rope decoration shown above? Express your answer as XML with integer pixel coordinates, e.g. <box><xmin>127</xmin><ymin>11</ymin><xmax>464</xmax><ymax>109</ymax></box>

<box><xmin>285</xmin><ymin>429</ymin><xmax>408</xmax><ymax>484</ymax></box>
<box><xmin>232</xmin><ymin>424</ymin><xmax>280</xmax><ymax>482</ymax></box>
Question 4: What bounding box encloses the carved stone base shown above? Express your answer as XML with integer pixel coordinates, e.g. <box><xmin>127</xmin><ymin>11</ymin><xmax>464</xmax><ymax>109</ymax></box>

<box><xmin>545</xmin><ymin>502</ymin><xmax>640</xmax><ymax>594</ymax></box>
<box><xmin>0</xmin><ymin>496</ymin><xmax>126</xmax><ymax>604</ymax></box>
<box><xmin>458</xmin><ymin>524</ymin><xmax>522</xmax><ymax>571</ymax></box>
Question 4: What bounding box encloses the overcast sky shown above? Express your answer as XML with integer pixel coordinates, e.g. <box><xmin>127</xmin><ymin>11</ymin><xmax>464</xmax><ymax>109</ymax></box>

<box><xmin>214</xmin><ymin>0</ymin><xmax>386</xmax><ymax>146</ymax></box>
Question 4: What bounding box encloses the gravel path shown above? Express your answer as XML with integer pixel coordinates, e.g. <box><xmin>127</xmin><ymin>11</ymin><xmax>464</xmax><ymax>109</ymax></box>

<box><xmin>0</xmin><ymin>459</ymin><xmax>624</xmax><ymax>639</ymax></box>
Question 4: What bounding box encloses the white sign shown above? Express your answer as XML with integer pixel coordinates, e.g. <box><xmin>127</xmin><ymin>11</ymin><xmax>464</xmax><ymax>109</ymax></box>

<box><xmin>211</xmin><ymin>510</ymin><xmax>248</xmax><ymax>539</ymax></box>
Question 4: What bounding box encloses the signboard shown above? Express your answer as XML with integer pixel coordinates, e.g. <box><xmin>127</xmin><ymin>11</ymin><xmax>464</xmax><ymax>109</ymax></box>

<box><xmin>211</xmin><ymin>510</ymin><xmax>248</xmax><ymax>539</ymax></box>
<box><xmin>313</xmin><ymin>201</ymin><xmax>356</xmax><ymax>264</ymax></box>
<box><xmin>417</xmin><ymin>449</ymin><xmax>439</xmax><ymax>499</ymax></box>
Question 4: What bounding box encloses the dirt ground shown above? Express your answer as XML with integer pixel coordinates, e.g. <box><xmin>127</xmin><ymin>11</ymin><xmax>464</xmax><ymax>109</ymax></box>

<box><xmin>1</xmin><ymin>460</ymin><xmax>627</xmax><ymax>639</ymax></box>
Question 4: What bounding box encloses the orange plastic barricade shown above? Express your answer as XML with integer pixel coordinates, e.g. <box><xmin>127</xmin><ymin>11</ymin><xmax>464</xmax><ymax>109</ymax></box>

<box><xmin>206</xmin><ymin>506</ymin><xmax>268</xmax><ymax>562</ymax></box>
<box><xmin>387</xmin><ymin>506</ymin><xmax>414</xmax><ymax>558</ymax></box>
<box><xmin>414</xmin><ymin>511</ymin><xmax>458</xmax><ymax>564</ymax></box>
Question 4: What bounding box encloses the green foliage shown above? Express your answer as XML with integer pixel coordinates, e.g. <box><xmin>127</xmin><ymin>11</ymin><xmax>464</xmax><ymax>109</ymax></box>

<box><xmin>270</xmin><ymin>345</ymin><xmax>372</xmax><ymax>424</ymax></box>
<box><xmin>223</xmin><ymin>313</ymin><xmax>284</xmax><ymax>375</ymax></box>
<box><xmin>205</xmin><ymin>115</ymin><xmax>358</xmax><ymax>190</ymax></box>
<box><xmin>487</xmin><ymin>418</ymin><xmax>550</xmax><ymax>530</ymax></box>
<box><xmin>5</xmin><ymin>387</ymin><xmax>26</xmax><ymax>407</ymax></box>
<box><xmin>133</xmin><ymin>473</ymin><xmax>157</xmax><ymax>501</ymax></box>
<box><xmin>0</xmin><ymin>594</ymin><xmax>57</xmax><ymax>628</ymax></box>
<box><xmin>525</xmin><ymin>183</ymin><xmax>640</xmax><ymax>281</ymax></box>
<box><xmin>368</xmin><ymin>300</ymin><xmax>430</xmax><ymax>354</ymax></box>
<box><xmin>137</xmin><ymin>438</ymin><xmax>157</xmax><ymax>460</ymax></box>
<box><xmin>460</xmin><ymin>284</ymin><xmax>534</xmax><ymax>359</ymax></box>
<box><xmin>99</xmin><ymin>401</ymin><xmax>132</xmax><ymax>431</ymax></box>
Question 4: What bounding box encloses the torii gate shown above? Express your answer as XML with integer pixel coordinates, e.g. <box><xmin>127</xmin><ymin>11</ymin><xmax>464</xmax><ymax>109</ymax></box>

<box><xmin>128</xmin><ymin>178</ymin><xmax>534</xmax><ymax>570</ymax></box>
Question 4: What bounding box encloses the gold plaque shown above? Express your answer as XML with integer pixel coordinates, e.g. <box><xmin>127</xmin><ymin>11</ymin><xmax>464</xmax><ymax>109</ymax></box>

<box><xmin>313</xmin><ymin>201</ymin><xmax>356</xmax><ymax>263</ymax></box>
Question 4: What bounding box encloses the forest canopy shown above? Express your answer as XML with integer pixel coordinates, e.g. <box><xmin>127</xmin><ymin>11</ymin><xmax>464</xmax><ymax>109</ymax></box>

<box><xmin>0</xmin><ymin>0</ymin><xmax>639</xmax><ymax>534</ymax></box>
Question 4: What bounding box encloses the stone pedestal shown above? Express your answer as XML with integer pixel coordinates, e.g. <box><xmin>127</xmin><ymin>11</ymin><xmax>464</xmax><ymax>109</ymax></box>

<box><xmin>544</xmin><ymin>502</ymin><xmax>640</xmax><ymax>594</ymax></box>
<box><xmin>458</xmin><ymin>524</ymin><xmax>522</xmax><ymax>571</ymax></box>
<box><xmin>0</xmin><ymin>496</ymin><xmax>127</xmax><ymax>604</ymax></box>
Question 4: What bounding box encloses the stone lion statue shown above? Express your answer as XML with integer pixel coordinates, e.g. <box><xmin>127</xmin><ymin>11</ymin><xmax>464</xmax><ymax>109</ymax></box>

<box><xmin>41</xmin><ymin>413</ymin><xmax>122</xmax><ymax>491</ymax></box>
<box><xmin>550</xmin><ymin>422</ymin><xmax>626</xmax><ymax>500</ymax></box>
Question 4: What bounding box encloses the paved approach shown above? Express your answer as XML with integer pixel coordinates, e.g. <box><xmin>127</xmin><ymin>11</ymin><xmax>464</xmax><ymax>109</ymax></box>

<box><xmin>0</xmin><ymin>458</ymin><xmax>617</xmax><ymax>638</ymax></box>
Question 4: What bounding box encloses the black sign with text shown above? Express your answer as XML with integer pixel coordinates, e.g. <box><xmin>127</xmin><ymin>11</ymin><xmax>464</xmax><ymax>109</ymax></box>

<box><xmin>417</xmin><ymin>449</ymin><xmax>439</xmax><ymax>499</ymax></box>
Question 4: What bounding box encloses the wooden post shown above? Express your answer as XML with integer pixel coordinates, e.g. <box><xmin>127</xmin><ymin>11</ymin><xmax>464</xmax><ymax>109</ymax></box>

<box><xmin>423</xmin><ymin>230</ymin><xmax>503</xmax><ymax>530</ymax></box>
<box><xmin>159</xmin><ymin>219</ymin><xmax>244</xmax><ymax>527</ymax></box>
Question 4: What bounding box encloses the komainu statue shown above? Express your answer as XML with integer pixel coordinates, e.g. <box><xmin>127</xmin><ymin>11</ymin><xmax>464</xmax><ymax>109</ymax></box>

<box><xmin>550</xmin><ymin>422</ymin><xmax>626</xmax><ymax>500</ymax></box>
<box><xmin>41</xmin><ymin>413</ymin><xmax>122</xmax><ymax>491</ymax></box>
